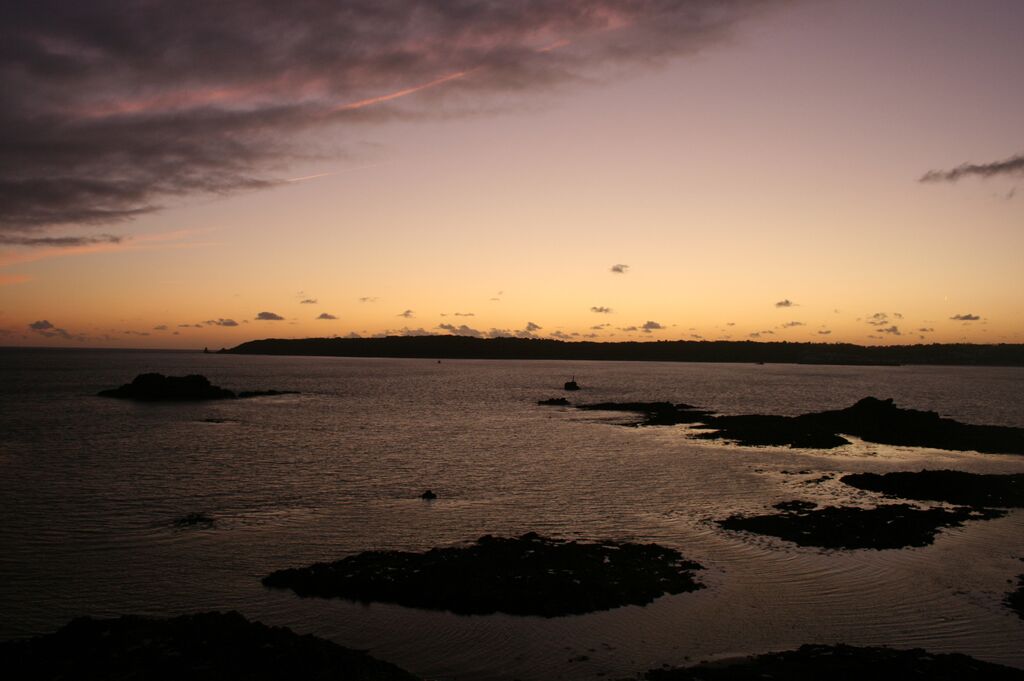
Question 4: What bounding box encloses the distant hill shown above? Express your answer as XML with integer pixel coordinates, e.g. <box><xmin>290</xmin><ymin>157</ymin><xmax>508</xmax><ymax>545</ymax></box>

<box><xmin>222</xmin><ymin>336</ymin><xmax>1024</xmax><ymax>367</ymax></box>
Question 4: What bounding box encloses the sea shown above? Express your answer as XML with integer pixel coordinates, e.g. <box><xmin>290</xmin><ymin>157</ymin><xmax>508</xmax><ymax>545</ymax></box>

<box><xmin>1</xmin><ymin>348</ymin><xmax>1022</xmax><ymax>679</ymax></box>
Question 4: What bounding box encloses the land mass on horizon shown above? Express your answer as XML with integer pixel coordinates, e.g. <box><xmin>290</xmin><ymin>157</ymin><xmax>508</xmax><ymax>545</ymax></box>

<box><xmin>222</xmin><ymin>336</ymin><xmax>1024</xmax><ymax>367</ymax></box>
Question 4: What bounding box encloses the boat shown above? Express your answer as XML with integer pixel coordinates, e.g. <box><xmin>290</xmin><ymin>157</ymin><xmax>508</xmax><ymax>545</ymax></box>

<box><xmin>563</xmin><ymin>377</ymin><xmax>580</xmax><ymax>391</ymax></box>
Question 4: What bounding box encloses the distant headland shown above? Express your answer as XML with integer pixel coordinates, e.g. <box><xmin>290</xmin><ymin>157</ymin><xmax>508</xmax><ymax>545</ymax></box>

<box><xmin>221</xmin><ymin>336</ymin><xmax>1024</xmax><ymax>367</ymax></box>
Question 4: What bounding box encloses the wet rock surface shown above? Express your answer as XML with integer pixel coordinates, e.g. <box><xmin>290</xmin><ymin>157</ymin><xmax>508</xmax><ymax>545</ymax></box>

<box><xmin>537</xmin><ymin>397</ymin><xmax>570</xmax><ymax>406</ymax></box>
<box><xmin>577</xmin><ymin>396</ymin><xmax>1024</xmax><ymax>454</ymax></box>
<box><xmin>262</xmin><ymin>532</ymin><xmax>704</xmax><ymax>617</ymax></box>
<box><xmin>842</xmin><ymin>470</ymin><xmax>1024</xmax><ymax>508</ymax></box>
<box><xmin>637</xmin><ymin>644</ymin><xmax>1024</xmax><ymax>680</ymax></box>
<box><xmin>718</xmin><ymin>501</ymin><xmax>1005</xmax><ymax>550</ymax></box>
<box><xmin>98</xmin><ymin>373</ymin><xmax>297</xmax><ymax>401</ymax></box>
<box><xmin>1008</xmin><ymin>573</ymin><xmax>1024</xmax><ymax>620</ymax></box>
<box><xmin>576</xmin><ymin>402</ymin><xmax>711</xmax><ymax>427</ymax></box>
<box><xmin>0</xmin><ymin>611</ymin><xmax>422</xmax><ymax>681</ymax></box>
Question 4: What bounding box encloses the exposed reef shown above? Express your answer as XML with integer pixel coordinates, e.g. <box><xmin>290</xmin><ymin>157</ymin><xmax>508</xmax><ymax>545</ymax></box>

<box><xmin>262</xmin><ymin>532</ymin><xmax>704</xmax><ymax>617</ymax></box>
<box><xmin>537</xmin><ymin>397</ymin><xmax>570</xmax><ymax>406</ymax></box>
<box><xmin>718</xmin><ymin>501</ymin><xmax>1005</xmax><ymax>550</ymax></box>
<box><xmin>98</xmin><ymin>373</ymin><xmax>297</xmax><ymax>401</ymax></box>
<box><xmin>576</xmin><ymin>402</ymin><xmax>711</xmax><ymax>427</ymax></box>
<box><xmin>841</xmin><ymin>470</ymin><xmax>1024</xmax><ymax>508</ymax></box>
<box><xmin>0</xmin><ymin>611</ymin><xmax>421</xmax><ymax>681</ymax></box>
<box><xmin>639</xmin><ymin>644</ymin><xmax>1024</xmax><ymax>680</ymax></box>
<box><xmin>576</xmin><ymin>396</ymin><xmax>1024</xmax><ymax>454</ymax></box>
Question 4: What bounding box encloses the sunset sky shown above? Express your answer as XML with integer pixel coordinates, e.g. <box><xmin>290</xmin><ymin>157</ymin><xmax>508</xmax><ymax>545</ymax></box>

<box><xmin>1</xmin><ymin>0</ymin><xmax>1021</xmax><ymax>348</ymax></box>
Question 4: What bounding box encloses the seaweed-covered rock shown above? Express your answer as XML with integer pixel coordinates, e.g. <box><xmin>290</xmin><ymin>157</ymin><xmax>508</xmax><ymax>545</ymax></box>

<box><xmin>718</xmin><ymin>501</ymin><xmax>1005</xmax><ymax>550</ymax></box>
<box><xmin>0</xmin><ymin>611</ymin><xmax>421</xmax><ymax>681</ymax></box>
<box><xmin>842</xmin><ymin>470</ymin><xmax>1024</xmax><ymax>508</ymax></box>
<box><xmin>638</xmin><ymin>643</ymin><xmax>1024</xmax><ymax>680</ymax></box>
<box><xmin>263</xmin><ymin>532</ymin><xmax>704</xmax><ymax>617</ymax></box>
<box><xmin>98</xmin><ymin>373</ymin><xmax>236</xmax><ymax>400</ymax></box>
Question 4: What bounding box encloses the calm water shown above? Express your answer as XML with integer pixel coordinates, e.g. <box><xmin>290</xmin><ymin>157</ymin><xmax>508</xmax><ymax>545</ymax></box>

<box><xmin>1</xmin><ymin>348</ymin><xmax>1023</xmax><ymax>679</ymax></box>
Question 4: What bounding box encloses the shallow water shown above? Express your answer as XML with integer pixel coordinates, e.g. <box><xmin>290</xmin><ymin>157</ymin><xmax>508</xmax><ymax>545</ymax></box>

<box><xmin>1</xmin><ymin>349</ymin><xmax>1022</xmax><ymax>679</ymax></box>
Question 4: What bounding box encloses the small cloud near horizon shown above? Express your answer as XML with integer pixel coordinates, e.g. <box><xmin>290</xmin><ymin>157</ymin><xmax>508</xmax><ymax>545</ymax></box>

<box><xmin>358</xmin><ymin>297</ymin><xmax>378</xmax><ymax>303</ymax></box>
<box><xmin>590</xmin><ymin>306</ymin><xmax>613</xmax><ymax>313</ymax></box>
<box><xmin>775</xmin><ymin>299</ymin><xmax>796</xmax><ymax>308</ymax></box>
<box><xmin>317</xmin><ymin>312</ymin><xmax>338</xmax><ymax>320</ymax></box>
<box><xmin>299</xmin><ymin>298</ymin><xmax>317</xmax><ymax>304</ymax></box>
<box><xmin>256</xmin><ymin>311</ymin><xmax>284</xmax><ymax>321</ymax></box>
<box><xmin>610</xmin><ymin>264</ymin><xmax>629</xmax><ymax>274</ymax></box>
<box><xmin>398</xmin><ymin>309</ymin><xmax>414</xmax><ymax>318</ymax></box>
<box><xmin>781</xmin><ymin>321</ymin><xmax>805</xmax><ymax>328</ymax></box>
<box><xmin>0</xmin><ymin>233</ymin><xmax>123</xmax><ymax>247</ymax></box>
<box><xmin>437</xmin><ymin>323</ymin><xmax>483</xmax><ymax>337</ymax></box>
<box><xmin>950</xmin><ymin>313</ymin><xmax>981</xmax><ymax>321</ymax></box>
<box><xmin>920</xmin><ymin>153</ymin><xmax>1024</xmax><ymax>183</ymax></box>
<box><xmin>205</xmin><ymin>318</ymin><xmax>239</xmax><ymax>327</ymax></box>
<box><xmin>641</xmin><ymin>320</ymin><xmax>664</xmax><ymax>333</ymax></box>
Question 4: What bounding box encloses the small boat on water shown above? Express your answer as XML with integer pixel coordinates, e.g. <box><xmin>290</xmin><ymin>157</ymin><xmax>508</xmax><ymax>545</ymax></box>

<box><xmin>564</xmin><ymin>377</ymin><xmax>580</xmax><ymax>391</ymax></box>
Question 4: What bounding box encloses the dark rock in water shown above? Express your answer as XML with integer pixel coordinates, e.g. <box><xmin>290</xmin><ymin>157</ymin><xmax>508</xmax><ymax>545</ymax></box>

<box><xmin>639</xmin><ymin>643</ymin><xmax>1024</xmax><ymax>680</ymax></box>
<box><xmin>0</xmin><ymin>611</ymin><xmax>422</xmax><ymax>681</ymax></box>
<box><xmin>538</xmin><ymin>397</ymin><xmax>570</xmax><ymax>406</ymax></box>
<box><xmin>577</xmin><ymin>402</ymin><xmax>711</xmax><ymax>427</ymax></box>
<box><xmin>98</xmin><ymin>373</ymin><xmax>235</xmax><ymax>401</ymax></box>
<box><xmin>842</xmin><ymin>470</ymin><xmax>1024</xmax><ymax>508</ymax></box>
<box><xmin>236</xmin><ymin>389</ymin><xmax>300</xmax><ymax>398</ymax></box>
<box><xmin>693</xmin><ymin>413</ymin><xmax>850</xmax><ymax>449</ymax></box>
<box><xmin>581</xmin><ymin>395</ymin><xmax>1024</xmax><ymax>454</ymax></box>
<box><xmin>1007</xmin><ymin>574</ymin><xmax>1024</xmax><ymax>620</ymax></box>
<box><xmin>174</xmin><ymin>512</ymin><xmax>214</xmax><ymax>528</ymax></box>
<box><xmin>262</xmin><ymin>532</ymin><xmax>704</xmax><ymax>617</ymax></box>
<box><xmin>797</xmin><ymin>396</ymin><xmax>1024</xmax><ymax>455</ymax></box>
<box><xmin>98</xmin><ymin>374</ymin><xmax>297</xmax><ymax>402</ymax></box>
<box><xmin>419</xmin><ymin>490</ymin><xmax>437</xmax><ymax>500</ymax></box>
<box><xmin>718</xmin><ymin>501</ymin><xmax>1005</xmax><ymax>550</ymax></box>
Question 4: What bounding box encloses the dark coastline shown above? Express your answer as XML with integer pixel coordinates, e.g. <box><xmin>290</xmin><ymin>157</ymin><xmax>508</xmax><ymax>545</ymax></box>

<box><xmin>221</xmin><ymin>336</ymin><xmax>1024</xmax><ymax>367</ymax></box>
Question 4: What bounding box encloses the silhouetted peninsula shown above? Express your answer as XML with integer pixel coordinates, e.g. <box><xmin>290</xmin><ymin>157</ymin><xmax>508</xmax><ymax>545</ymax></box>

<box><xmin>718</xmin><ymin>501</ymin><xmax>1004</xmax><ymax>549</ymax></box>
<box><xmin>576</xmin><ymin>397</ymin><xmax>1024</xmax><ymax>455</ymax></box>
<box><xmin>223</xmin><ymin>335</ymin><xmax>1024</xmax><ymax>367</ymax></box>
<box><xmin>640</xmin><ymin>643</ymin><xmax>1024</xmax><ymax>680</ymax></box>
<box><xmin>98</xmin><ymin>373</ymin><xmax>297</xmax><ymax>401</ymax></box>
<box><xmin>0</xmin><ymin>611</ymin><xmax>421</xmax><ymax>681</ymax></box>
<box><xmin>262</xmin><ymin>532</ymin><xmax>704</xmax><ymax>617</ymax></box>
<box><xmin>841</xmin><ymin>470</ymin><xmax>1024</xmax><ymax>507</ymax></box>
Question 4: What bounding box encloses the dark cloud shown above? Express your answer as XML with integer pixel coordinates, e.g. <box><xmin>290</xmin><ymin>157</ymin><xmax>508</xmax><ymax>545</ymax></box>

<box><xmin>204</xmin><ymin>318</ymin><xmax>239</xmax><ymax>326</ymax></box>
<box><xmin>610</xmin><ymin>264</ymin><xmax>630</xmax><ymax>274</ymax></box>
<box><xmin>550</xmin><ymin>330</ymin><xmax>572</xmax><ymax>340</ymax></box>
<box><xmin>781</xmin><ymin>321</ymin><xmax>804</xmax><ymax>328</ymax></box>
<box><xmin>299</xmin><ymin>298</ymin><xmax>317</xmax><ymax>304</ymax></box>
<box><xmin>0</xmin><ymin>1</ymin><xmax>783</xmax><ymax>234</ymax></box>
<box><xmin>0</xmin><ymin>233</ymin><xmax>123</xmax><ymax>247</ymax></box>
<box><xmin>591</xmin><ymin>323</ymin><xmax>610</xmax><ymax>330</ymax></box>
<box><xmin>398</xmin><ymin>309</ymin><xmax>414</xmax><ymax>318</ymax></box>
<box><xmin>950</xmin><ymin>313</ymin><xmax>981</xmax><ymax>321</ymax></box>
<box><xmin>918</xmin><ymin>327</ymin><xmax>934</xmax><ymax>332</ymax></box>
<box><xmin>153</xmin><ymin>324</ymin><xmax>168</xmax><ymax>331</ymax></box>
<box><xmin>590</xmin><ymin>306</ymin><xmax>613</xmax><ymax>313</ymax></box>
<box><xmin>866</xmin><ymin>312</ymin><xmax>889</xmax><ymax>326</ymax></box>
<box><xmin>817</xmin><ymin>329</ymin><xmax>831</xmax><ymax>335</ymax></box>
<box><xmin>317</xmin><ymin>312</ymin><xmax>337</xmax><ymax>320</ymax></box>
<box><xmin>453</xmin><ymin>312</ymin><xmax>475</xmax><ymax>317</ymax></box>
<box><xmin>437</xmin><ymin>323</ymin><xmax>483</xmax><ymax>337</ymax></box>
<box><xmin>27</xmin><ymin>319</ymin><xmax>79</xmax><ymax>340</ymax></box>
<box><xmin>774</xmin><ymin>299</ymin><xmax>795</xmax><ymax>308</ymax></box>
<box><xmin>879</xmin><ymin>325</ymin><xmax>901</xmax><ymax>335</ymax></box>
<box><xmin>525</xmin><ymin>321</ymin><xmax>542</xmax><ymax>332</ymax></box>
<box><xmin>358</xmin><ymin>297</ymin><xmax>378</xmax><ymax>303</ymax></box>
<box><xmin>920</xmin><ymin>154</ymin><xmax>1024</xmax><ymax>183</ymax></box>
<box><xmin>641</xmin><ymin>320</ymin><xmax>663</xmax><ymax>332</ymax></box>
<box><xmin>255</xmin><ymin>311</ymin><xmax>284</xmax><ymax>321</ymax></box>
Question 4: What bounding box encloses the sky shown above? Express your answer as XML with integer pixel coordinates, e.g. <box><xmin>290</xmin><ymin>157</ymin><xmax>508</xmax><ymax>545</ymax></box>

<box><xmin>1</xmin><ymin>0</ymin><xmax>1022</xmax><ymax>348</ymax></box>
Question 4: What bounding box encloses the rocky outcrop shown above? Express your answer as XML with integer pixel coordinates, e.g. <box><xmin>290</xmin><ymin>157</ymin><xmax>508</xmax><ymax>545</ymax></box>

<box><xmin>98</xmin><ymin>374</ymin><xmax>297</xmax><ymax>401</ymax></box>
<box><xmin>718</xmin><ymin>501</ymin><xmax>1005</xmax><ymax>550</ymax></box>
<box><xmin>0</xmin><ymin>611</ymin><xmax>422</xmax><ymax>681</ymax></box>
<box><xmin>841</xmin><ymin>470</ymin><xmax>1024</xmax><ymax>507</ymax></box>
<box><xmin>262</xmin><ymin>532</ymin><xmax>704</xmax><ymax>617</ymax></box>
